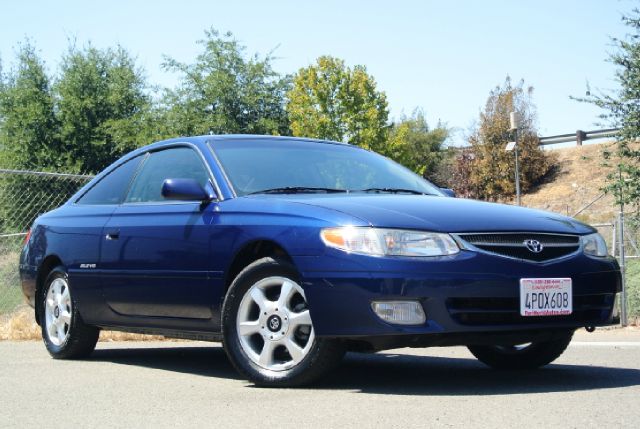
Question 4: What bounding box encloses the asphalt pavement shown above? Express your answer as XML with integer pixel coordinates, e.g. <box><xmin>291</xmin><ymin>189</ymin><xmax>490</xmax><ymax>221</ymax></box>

<box><xmin>1</xmin><ymin>329</ymin><xmax>639</xmax><ymax>428</ymax></box>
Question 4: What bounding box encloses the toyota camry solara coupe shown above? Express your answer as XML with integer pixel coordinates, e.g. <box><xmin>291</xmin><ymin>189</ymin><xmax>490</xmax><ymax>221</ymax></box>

<box><xmin>19</xmin><ymin>135</ymin><xmax>621</xmax><ymax>386</ymax></box>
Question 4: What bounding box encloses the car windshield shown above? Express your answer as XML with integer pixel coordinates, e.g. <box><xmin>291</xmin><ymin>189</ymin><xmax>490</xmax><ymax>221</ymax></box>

<box><xmin>210</xmin><ymin>139</ymin><xmax>443</xmax><ymax>197</ymax></box>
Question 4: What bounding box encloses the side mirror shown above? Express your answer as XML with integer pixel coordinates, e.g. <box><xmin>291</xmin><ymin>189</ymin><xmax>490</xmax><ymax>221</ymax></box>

<box><xmin>161</xmin><ymin>178</ymin><xmax>215</xmax><ymax>201</ymax></box>
<box><xmin>440</xmin><ymin>188</ymin><xmax>456</xmax><ymax>198</ymax></box>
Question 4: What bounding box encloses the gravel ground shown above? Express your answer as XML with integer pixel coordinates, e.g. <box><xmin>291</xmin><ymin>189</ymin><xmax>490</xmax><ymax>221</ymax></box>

<box><xmin>1</xmin><ymin>329</ymin><xmax>639</xmax><ymax>428</ymax></box>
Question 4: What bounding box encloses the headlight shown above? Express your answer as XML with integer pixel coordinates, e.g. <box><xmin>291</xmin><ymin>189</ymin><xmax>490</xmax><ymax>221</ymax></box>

<box><xmin>582</xmin><ymin>233</ymin><xmax>608</xmax><ymax>257</ymax></box>
<box><xmin>320</xmin><ymin>227</ymin><xmax>459</xmax><ymax>257</ymax></box>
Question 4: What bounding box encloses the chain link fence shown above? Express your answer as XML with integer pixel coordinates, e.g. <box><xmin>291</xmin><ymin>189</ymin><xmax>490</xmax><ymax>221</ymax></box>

<box><xmin>0</xmin><ymin>169</ymin><xmax>93</xmax><ymax>314</ymax></box>
<box><xmin>614</xmin><ymin>215</ymin><xmax>640</xmax><ymax>324</ymax></box>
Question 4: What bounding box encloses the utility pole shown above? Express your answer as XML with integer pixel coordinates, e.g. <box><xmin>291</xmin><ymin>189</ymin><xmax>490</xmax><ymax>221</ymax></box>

<box><xmin>510</xmin><ymin>112</ymin><xmax>521</xmax><ymax>206</ymax></box>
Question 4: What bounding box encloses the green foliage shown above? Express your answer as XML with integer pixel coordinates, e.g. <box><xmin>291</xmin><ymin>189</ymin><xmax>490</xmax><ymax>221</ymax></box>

<box><xmin>0</xmin><ymin>42</ymin><xmax>150</xmax><ymax>233</ymax></box>
<box><xmin>56</xmin><ymin>44</ymin><xmax>151</xmax><ymax>173</ymax></box>
<box><xmin>287</xmin><ymin>56</ymin><xmax>389</xmax><ymax>152</ymax></box>
<box><xmin>463</xmin><ymin>77</ymin><xmax>549</xmax><ymax>201</ymax></box>
<box><xmin>626</xmin><ymin>258</ymin><xmax>640</xmax><ymax>320</ymax></box>
<box><xmin>386</xmin><ymin>110</ymin><xmax>449</xmax><ymax>179</ymax></box>
<box><xmin>0</xmin><ymin>42</ymin><xmax>60</xmax><ymax>170</ymax></box>
<box><xmin>577</xmin><ymin>9</ymin><xmax>640</xmax><ymax>213</ymax></box>
<box><xmin>161</xmin><ymin>29</ymin><xmax>290</xmax><ymax>137</ymax></box>
<box><xmin>0</xmin><ymin>43</ymin><xmax>62</xmax><ymax>233</ymax></box>
<box><xmin>0</xmin><ymin>42</ymin><xmax>151</xmax><ymax>175</ymax></box>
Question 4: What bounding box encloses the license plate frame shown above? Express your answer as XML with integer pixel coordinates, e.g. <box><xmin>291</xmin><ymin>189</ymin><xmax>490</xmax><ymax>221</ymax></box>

<box><xmin>519</xmin><ymin>278</ymin><xmax>572</xmax><ymax>317</ymax></box>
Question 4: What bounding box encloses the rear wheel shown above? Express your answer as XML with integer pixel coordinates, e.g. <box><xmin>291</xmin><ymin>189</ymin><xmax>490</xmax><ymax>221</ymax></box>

<box><xmin>41</xmin><ymin>267</ymin><xmax>99</xmax><ymax>359</ymax></box>
<box><xmin>468</xmin><ymin>332</ymin><xmax>573</xmax><ymax>369</ymax></box>
<box><xmin>222</xmin><ymin>257</ymin><xmax>344</xmax><ymax>387</ymax></box>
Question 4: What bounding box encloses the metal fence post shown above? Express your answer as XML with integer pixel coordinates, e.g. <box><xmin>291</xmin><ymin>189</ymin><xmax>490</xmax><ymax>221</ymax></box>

<box><xmin>611</xmin><ymin>218</ymin><xmax>617</xmax><ymax>256</ymax></box>
<box><xmin>618</xmin><ymin>211</ymin><xmax>628</xmax><ymax>326</ymax></box>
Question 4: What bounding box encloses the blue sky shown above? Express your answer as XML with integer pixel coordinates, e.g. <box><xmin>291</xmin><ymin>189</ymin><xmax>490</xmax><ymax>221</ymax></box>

<box><xmin>0</xmin><ymin>0</ymin><xmax>635</xmax><ymax>145</ymax></box>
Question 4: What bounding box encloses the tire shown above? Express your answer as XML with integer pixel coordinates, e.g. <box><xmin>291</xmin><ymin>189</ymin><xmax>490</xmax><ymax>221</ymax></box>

<box><xmin>40</xmin><ymin>266</ymin><xmax>99</xmax><ymax>359</ymax></box>
<box><xmin>467</xmin><ymin>331</ymin><xmax>574</xmax><ymax>370</ymax></box>
<box><xmin>222</xmin><ymin>257</ymin><xmax>344</xmax><ymax>387</ymax></box>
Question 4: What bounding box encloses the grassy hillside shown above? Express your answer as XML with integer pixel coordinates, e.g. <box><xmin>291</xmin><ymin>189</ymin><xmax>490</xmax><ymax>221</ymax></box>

<box><xmin>518</xmin><ymin>142</ymin><xmax>617</xmax><ymax>224</ymax></box>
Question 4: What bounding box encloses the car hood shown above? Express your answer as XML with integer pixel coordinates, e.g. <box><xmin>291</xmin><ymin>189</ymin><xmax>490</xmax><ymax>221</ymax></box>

<box><xmin>273</xmin><ymin>194</ymin><xmax>594</xmax><ymax>234</ymax></box>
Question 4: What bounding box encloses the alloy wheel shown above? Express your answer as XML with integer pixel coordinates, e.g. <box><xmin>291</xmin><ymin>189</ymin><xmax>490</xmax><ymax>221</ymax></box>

<box><xmin>236</xmin><ymin>276</ymin><xmax>315</xmax><ymax>371</ymax></box>
<box><xmin>44</xmin><ymin>278</ymin><xmax>72</xmax><ymax>346</ymax></box>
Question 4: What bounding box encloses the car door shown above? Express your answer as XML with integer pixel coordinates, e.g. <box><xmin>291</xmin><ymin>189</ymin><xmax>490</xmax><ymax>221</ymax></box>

<box><xmin>100</xmin><ymin>145</ymin><xmax>217</xmax><ymax>321</ymax></box>
<box><xmin>65</xmin><ymin>156</ymin><xmax>143</xmax><ymax>323</ymax></box>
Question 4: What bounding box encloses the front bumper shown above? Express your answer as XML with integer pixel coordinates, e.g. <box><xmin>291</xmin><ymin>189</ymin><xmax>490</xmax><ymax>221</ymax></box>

<box><xmin>296</xmin><ymin>250</ymin><xmax>621</xmax><ymax>338</ymax></box>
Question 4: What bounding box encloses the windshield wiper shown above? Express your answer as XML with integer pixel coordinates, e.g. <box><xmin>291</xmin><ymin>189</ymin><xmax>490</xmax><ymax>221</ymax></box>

<box><xmin>247</xmin><ymin>186</ymin><xmax>348</xmax><ymax>195</ymax></box>
<box><xmin>353</xmin><ymin>187</ymin><xmax>429</xmax><ymax>195</ymax></box>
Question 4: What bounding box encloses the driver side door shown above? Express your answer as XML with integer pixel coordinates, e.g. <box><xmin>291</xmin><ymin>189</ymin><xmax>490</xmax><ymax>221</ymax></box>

<box><xmin>100</xmin><ymin>145</ymin><xmax>218</xmax><ymax>324</ymax></box>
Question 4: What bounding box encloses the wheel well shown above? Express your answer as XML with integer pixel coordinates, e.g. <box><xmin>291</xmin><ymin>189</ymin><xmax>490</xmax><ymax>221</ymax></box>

<box><xmin>225</xmin><ymin>241</ymin><xmax>293</xmax><ymax>292</ymax></box>
<box><xmin>34</xmin><ymin>255</ymin><xmax>63</xmax><ymax>325</ymax></box>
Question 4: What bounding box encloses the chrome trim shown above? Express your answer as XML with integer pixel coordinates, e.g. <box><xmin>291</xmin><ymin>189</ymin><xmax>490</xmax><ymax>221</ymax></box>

<box><xmin>206</xmin><ymin>141</ymin><xmax>237</xmax><ymax>199</ymax></box>
<box><xmin>454</xmin><ymin>231</ymin><xmax>581</xmax><ymax>236</ymax></box>
<box><xmin>468</xmin><ymin>242</ymin><xmax>577</xmax><ymax>248</ymax></box>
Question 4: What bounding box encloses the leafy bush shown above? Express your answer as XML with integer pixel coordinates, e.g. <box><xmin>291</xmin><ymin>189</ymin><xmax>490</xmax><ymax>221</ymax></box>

<box><xmin>460</xmin><ymin>77</ymin><xmax>550</xmax><ymax>201</ymax></box>
<box><xmin>386</xmin><ymin>110</ymin><xmax>449</xmax><ymax>181</ymax></box>
<box><xmin>626</xmin><ymin>258</ymin><xmax>640</xmax><ymax>322</ymax></box>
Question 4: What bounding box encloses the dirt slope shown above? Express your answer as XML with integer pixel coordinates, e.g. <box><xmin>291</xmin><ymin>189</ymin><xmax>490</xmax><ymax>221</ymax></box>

<box><xmin>518</xmin><ymin>142</ymin><xmax>618</xmax><ymax>224</ymax></box>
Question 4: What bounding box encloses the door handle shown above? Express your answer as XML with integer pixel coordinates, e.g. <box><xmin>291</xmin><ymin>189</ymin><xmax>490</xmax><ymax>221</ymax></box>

<box><xmin>105</xmin><ymin>231</ymin><xmax>120</xmax><ymax>241</ymax></box>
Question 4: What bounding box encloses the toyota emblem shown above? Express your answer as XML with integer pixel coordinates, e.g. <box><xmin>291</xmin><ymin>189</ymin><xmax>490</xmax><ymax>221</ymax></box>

<box><xmin>267</xmin><ymin>315</ymin><xmax>282</xmax><ymax>332</ymax></box>
<box><xmin>523</xmin><ymin>239</ymin><xmax>544</xmax><ymax>253</ymax></box>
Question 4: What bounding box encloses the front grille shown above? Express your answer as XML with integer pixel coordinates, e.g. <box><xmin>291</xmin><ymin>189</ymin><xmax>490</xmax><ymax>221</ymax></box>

<box><xmin>447</xmin><ymin>294</ymin><xmax>613</xmax><ymax>326</ymax></box>
<box><xmin>456</xmin><ymin>233</ymin><xmax>580</xmax><ymax>262</ymax></box>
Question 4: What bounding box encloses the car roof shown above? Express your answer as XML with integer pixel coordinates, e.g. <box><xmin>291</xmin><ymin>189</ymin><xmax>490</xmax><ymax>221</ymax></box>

<box><xmin>154</xmin><ymin>134</ymin><xmax>348</xmax><ymax>149</ymax></box>
<box><xmin>120</xmin><ymin>134</ymin><xmax>351</xmax><ymax>162</ymax></box>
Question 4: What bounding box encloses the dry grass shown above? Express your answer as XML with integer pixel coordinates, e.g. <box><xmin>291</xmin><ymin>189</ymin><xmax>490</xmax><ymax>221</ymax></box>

<box><xmin>516</xmin><ymin>142</ymin><xmax>618</xmax><ymax>224</ymax></box>
<box><xmin>0</xmin><ymin>306</ymin><xmax>40</xmax><ymax>340</ymax></box>
<box><xmin>0</xmin><ymin>306</ymin><xmax>167</xmax><ymax>341</ymax></box>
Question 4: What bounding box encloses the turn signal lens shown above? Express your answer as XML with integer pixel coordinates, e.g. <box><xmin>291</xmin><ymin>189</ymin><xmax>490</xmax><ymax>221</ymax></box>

<box><xmin>321</xmin><ymin>227</ymin><xmax>459</xmax><ymax>257</ymax></box>
<box><xmin>23</xmin><ymin>229</ymin><xmax>31</xmax><ymax>247</ymax></box>
<box><xmin>582</xmin><ymin>233</ymin><xmax>608</xmax><ymax>257</ymax></box>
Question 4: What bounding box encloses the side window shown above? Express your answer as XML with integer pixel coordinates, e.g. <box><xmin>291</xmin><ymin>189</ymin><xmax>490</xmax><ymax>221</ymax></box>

<box><xmin>125</xmin><ymin>147</ymin><xmax>210</xmax><ymax>203</ymax></box>
<box><xmin>76</xmin><ymin>157</ymin><xmax>141</xmax><ymax>205</ymax></box>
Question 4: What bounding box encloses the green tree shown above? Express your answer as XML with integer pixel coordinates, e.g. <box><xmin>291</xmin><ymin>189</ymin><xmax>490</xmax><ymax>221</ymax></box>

<box><xmin>287</xmin><ymin>56</ymin><xmax>389</xmax><ymax>151</ymax></box>
<box><xmin>466</xmin><ymin>77</ymin><xmax>549</xmax><ymax>201</ymax></box>
<box><xmin>0</xmin><ymin>43</ymin><xmax>69</xmax><ymax>233</ymax></box>
<box><xmin>56</xmin><ymin>44</ymin><xmax>151</xmax><ymax>173</ymax></box>
<box><xmin>387</xmin><ymin>110</ymin><xmax>448</xmax><ymax>179</ymax></box>
<box><xmin>578</xmin><ymin>9</ymin><xmax>640</xmax><ymax>210</ymax></box>
<box><xmin>0</xmin><ymin>42</ymin><xmax>60</xmax><ymax>170</ymax></box>
<box><xmin>161</xmin><ymin>29</ymin><xmax>290</xmax><ymax>137</ymax></box>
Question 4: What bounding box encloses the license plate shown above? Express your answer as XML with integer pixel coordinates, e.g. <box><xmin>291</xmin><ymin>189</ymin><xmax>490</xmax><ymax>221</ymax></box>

<box><xmin>520</xmin><ymin>278</ymin><xmax>572</xmax><ymax>316</ymax></box>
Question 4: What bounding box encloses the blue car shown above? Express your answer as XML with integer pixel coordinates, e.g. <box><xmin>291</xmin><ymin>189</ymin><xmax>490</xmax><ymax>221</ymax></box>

<box><xmin>19</xmin><ymin>135</ymin><xmax>621</xmax><ymax>386</ymax></box>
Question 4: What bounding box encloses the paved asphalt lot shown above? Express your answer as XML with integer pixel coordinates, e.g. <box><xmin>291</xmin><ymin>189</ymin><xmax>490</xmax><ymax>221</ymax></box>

<box><xmin>1</xmin><ymin>330</ymin><xmax>640</xmax><ymax>428</ymax></box>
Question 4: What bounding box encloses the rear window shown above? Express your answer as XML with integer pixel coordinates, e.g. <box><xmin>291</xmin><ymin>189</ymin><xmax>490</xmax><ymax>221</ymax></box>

<box><xmin>76</xmin><ymin>157</ymin><xmax>141</xmax><ymax>205</ymax></box>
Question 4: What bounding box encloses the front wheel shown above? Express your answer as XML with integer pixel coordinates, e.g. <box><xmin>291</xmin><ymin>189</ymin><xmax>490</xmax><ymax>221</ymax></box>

<box><xmin>222</xmin><ymin>257</ymin><xmax>344</xmax><ymax>387</ymax></box>
<box><xmin>467</xmin><ymin>332</ymin><xmax>574</xmax><ymax>370</ymax></box>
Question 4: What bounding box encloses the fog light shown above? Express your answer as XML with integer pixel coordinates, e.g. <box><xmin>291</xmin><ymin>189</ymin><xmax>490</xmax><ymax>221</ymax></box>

<box><xmin>371</xmin><ymin>301</ymin><xmax>426</xmax><ymax>325</ymax></box>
